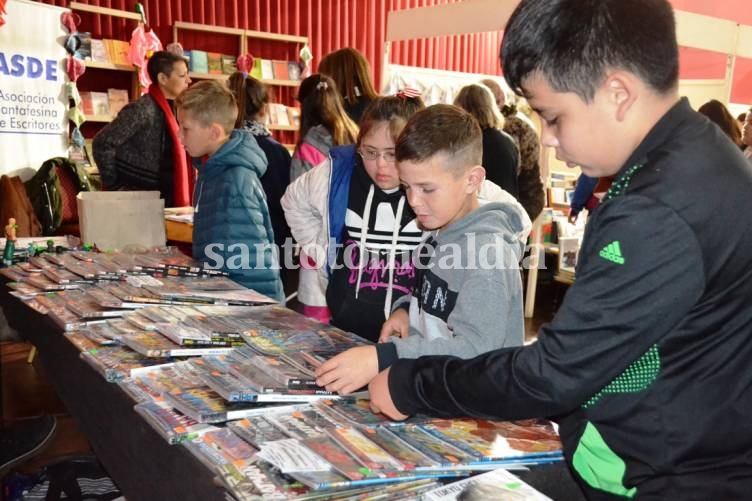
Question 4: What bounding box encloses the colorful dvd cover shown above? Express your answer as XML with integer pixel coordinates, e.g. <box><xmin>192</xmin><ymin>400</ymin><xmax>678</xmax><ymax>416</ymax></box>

<box><xmin>325</xmin><ymin>427</ymin><xmax>404</xmax><ymax>471</ymax></box>
<box><xmin>227</xmin><ymin>415</ymin><xmax>291</xmax><ymax>448</ymax></box>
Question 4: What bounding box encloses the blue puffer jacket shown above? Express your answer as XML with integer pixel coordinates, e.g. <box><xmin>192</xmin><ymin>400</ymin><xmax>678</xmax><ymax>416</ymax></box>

<box><xmin>192</xmin><ymin>130</ymin><xmax>284</xmax><ymax>303</ymax></box>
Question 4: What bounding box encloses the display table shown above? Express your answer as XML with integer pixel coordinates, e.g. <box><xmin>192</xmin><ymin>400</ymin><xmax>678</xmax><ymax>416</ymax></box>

<box><xmin>0</xmin><ymin>278</ymin><xmax>584</xmax><ymax>500</ymax></box>
<box><xmin>0</xmin><ymin>281</ymin><xmax>227</xmax><ymax>500</ymax></box>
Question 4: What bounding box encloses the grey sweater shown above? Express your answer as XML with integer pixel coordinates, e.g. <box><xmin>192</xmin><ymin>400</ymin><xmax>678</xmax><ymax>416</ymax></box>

<box><xmin>376</xmin><ymin>200</ymin><xmax>527</xmax><ymax>369</ymax></box>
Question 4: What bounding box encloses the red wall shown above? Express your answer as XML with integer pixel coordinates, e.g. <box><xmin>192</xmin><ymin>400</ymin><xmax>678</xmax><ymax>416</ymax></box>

<box><xmin>43</xmin><ymin>0</ymin><xmax>751</xmax><ymax>105</ymax></box>
<box><xmin>42</xmin><ymin>0</ymin><xmax>500</xmax><ymax>90</ymax></box>
<box><xmin>670</xmin><ymin>0</ymin><xmax>752</xmax><ymax>104</ymax></box>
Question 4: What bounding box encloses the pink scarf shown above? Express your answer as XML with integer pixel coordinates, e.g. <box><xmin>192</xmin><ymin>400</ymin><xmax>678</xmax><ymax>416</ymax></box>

<box><xmin>149</xmin><ymin>84</ymin><xmax>192</xmax><ymax>207</ymax></box>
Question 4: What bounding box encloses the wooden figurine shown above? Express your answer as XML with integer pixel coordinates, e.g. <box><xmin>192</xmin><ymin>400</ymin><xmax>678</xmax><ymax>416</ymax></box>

<box><xmin>3</xmin><ymin>217</ymin><xmax>18</xmax><ymax>266</ymax></box>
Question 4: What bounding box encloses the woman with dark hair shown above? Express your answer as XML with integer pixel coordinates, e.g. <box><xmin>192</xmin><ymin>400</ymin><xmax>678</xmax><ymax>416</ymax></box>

<box><xmin>318</xmin><ymin>47</ymin><xmax>379</xmax><ymax>123</ymax></box>
<box><xmin>282</xmin><ymin>94</ymin><xmax>423</xmax><ymax>334</ymax></box>
<box><xmin>697</xmin><ymin>99</ymin><xmax>743</xmax><ymax>147</ymax></box>
<box><xmin>289</xmin><ymin>74</ymin><xmax>358</xmax><ymax>182</ymax></box>
<box><xmin>227</xmin><ymin>72</ymin><xmax>293</xmax><ymax>289</ymax></box>
<box><xmin>93</xmin><ymin>50</ymin><xmax>192</xmax><ymax>206</ymax></box>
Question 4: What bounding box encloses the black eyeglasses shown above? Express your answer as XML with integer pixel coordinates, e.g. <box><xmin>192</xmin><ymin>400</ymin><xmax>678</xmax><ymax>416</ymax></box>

<box><xmin>358</xmin><ymin>148</ymin><xmax>397</xmax><ymax>163</ymax></box>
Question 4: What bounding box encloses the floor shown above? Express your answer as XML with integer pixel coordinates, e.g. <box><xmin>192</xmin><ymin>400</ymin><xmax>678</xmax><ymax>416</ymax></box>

<box><xmin>0</xmin><ymin>278</ymin><xmax>563</xmax><ymax>489</ymax></box>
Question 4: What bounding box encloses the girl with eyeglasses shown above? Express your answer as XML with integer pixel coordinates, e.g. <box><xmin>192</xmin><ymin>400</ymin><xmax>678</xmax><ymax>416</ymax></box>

<box><xmin>282</xmin><ymin>95</ymin><xmax>424</xmax><ymax>339</ymax></box>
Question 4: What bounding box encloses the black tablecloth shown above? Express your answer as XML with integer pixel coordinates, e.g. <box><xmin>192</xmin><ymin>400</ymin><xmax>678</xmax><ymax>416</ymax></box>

<box><xmin>1</xmin><ymin>282</ymin><xmax>229</xmax><ymax>501</ymax></box>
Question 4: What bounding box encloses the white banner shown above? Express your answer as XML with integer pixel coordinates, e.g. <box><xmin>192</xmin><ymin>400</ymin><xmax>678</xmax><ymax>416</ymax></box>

<box><xmin>0</xmin><ymin>0</ymin><xmax>68</xmax><ymax>180</ymax></box>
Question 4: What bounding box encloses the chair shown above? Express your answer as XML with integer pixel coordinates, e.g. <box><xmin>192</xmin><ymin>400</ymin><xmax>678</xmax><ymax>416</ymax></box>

<box><xmin>52</xmin><ymin>163</ymin><xmax>82</xmax><ymax>236</ymax></box>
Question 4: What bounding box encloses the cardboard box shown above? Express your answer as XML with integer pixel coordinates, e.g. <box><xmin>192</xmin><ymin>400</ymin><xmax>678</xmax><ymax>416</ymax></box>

<box><xmin>77</xmin><ymin>191</ymin><xmax>166</xmax><ymax>250</ymax></box>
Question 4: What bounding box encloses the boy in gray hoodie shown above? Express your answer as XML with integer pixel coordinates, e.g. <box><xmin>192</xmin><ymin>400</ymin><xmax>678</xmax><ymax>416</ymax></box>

<box><xmin>315</xmin><ymin>104</ymin><xmax>527</xmax><ymax>395</ymax></box>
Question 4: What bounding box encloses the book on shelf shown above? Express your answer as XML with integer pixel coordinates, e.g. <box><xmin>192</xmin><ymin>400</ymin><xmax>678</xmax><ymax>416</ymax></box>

<box><xmin>287</xmin><ymin>61</ymin><xmax>301</xmax><ymax>81</ymax></box>
<box><xmin>260</xmin><ymin>59</ymin><xmax>275</xmax><ymax>80</ymax></box>
<box><xmin>79</xmin><ymin>91</ymin><xmax>94</xmax><ymax>116</ymax></box>
<box><xmin>220</xmin><ymin>54</ymin><xmax>237</xmax><ymax>75</ymax></box>
<box><xmin>287</xmin><ymin>106</ymin><xmax>301</xmax><ymax>129</ymax></box>
<box><xmin>107</xmin><ymin>88</ymin><xmax>129</xmax><ymax>117</ymax></box>
<box><xmin>80</xmin><ymin>91</ymin><xmax>109</xmax><ymax>116</ymax></box>
<box><xmin>207</xmin><ymin>52</ymin><xmax>223</xmax><ymax>74</ymax></box>
<box><xmin>272</xmin><ymin>60</ymin><xmax>289</xmax><ymax>80</ymax></box>
<box><xmin>269</xmin><ymin>103</ymin><xmax>291</xmax><ymax>127</ymax></box>
<box><xmin>103</xmin><ymin>39</ymin><xmax>130</xmax><ymax>67</ymax></box>
<box><xmin>89</xmin><ymin>39</ymin><xmax>109</xmax><ymax>63</ymax></box>
<box><xmin>249</xmin><ymin>58</ymin><xmax>263</xmax><ymax>79</ymax></box>
<box><xmin>189</xmin><ymin>49</ymin><xmax>209</xmax><ymax>74</ymax></box>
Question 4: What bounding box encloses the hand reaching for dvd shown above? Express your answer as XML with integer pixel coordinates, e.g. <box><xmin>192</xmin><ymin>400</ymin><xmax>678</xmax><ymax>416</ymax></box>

<box><xmin>378</xmin><ymin>309</ymin><xmax>409</xmax><ymax>343</ymax></box>
<box><xmin>315</xmin><ymin>345</ymin><xmax>378</xmax><ymax>395</ymax></box>
<box><xmin>368</xmin><ymin>368</ymin><xmax>408</xmax><ymax>420</ymax></box>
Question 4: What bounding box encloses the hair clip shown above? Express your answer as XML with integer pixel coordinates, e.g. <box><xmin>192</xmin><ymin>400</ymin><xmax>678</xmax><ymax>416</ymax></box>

<box><xmin>316</xmin><ymin>81</ymin><xmax>328</xmax><ymax>90</ymax></box>
<box><xmin>396</xmin><ymin>87</ymin><xmax>421</xmax><ymax>100</ymax></box>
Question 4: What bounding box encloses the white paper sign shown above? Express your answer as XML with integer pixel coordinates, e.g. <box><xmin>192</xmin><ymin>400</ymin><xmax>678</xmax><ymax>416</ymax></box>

<box><xmin>0</xmin><ymin>0</ymin><xmax>69</xmax><ymax>179</ymax></box>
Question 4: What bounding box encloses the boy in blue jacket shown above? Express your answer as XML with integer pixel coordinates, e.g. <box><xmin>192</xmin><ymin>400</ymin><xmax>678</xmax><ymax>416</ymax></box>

<box><xmin>176</xmin><ymin>81</ymin><xmax>284</xmax><ymax>302</ymax></box>
<box><xmin>370</xmin><ymin>0</ymin><xmax>752</xmax><ymax>498</ymax></box>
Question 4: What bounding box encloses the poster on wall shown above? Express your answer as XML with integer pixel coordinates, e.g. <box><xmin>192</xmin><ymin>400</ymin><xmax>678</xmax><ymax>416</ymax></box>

<box><xmin>0</xmin><ymin>0</ymin><xmax>68</xmax><ymax>180</ymax></box>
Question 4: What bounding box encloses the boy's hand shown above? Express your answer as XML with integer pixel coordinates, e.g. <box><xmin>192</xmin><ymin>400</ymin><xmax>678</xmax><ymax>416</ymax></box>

<box><xmin>315</xmin><ymin>346</ymin><xmax>378</xmax><ymax>395</ymax></box>
<box><xmin>368</xmin><ymin>368</ymin><xmax>408</xmax><ymax>421</ymax></box>
<box><xmin>378</xmin><ymin>309</ymin><xmax>409</xmax><ymax>342</ymax></box>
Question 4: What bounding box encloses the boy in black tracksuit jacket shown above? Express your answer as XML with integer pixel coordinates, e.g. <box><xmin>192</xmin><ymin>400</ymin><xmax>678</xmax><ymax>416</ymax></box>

<box><xmin>368</xmin><ymin>1</ymin><xmax>752</xmax><ymax>499</ymax></box>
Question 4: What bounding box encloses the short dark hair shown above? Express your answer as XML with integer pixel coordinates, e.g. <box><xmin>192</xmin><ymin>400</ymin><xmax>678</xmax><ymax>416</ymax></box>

<box><xmin>357</xmin><ymin>95</ymin><xmax>425</xmax><ymax>146</ymax></box>
<box><xmin>395</xmin><ymin>104</ymin><xmax>482</xmax><ymax>176</ymax></box>
<box><xmin>147</xmin><ymin>50</ymin><xmax>188</xmax><ymax>84</ymax></box>
<box><xmin>501</xmin><ymin>0</ymin><xmax>679</xmax><ymax>102</ymax></box>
